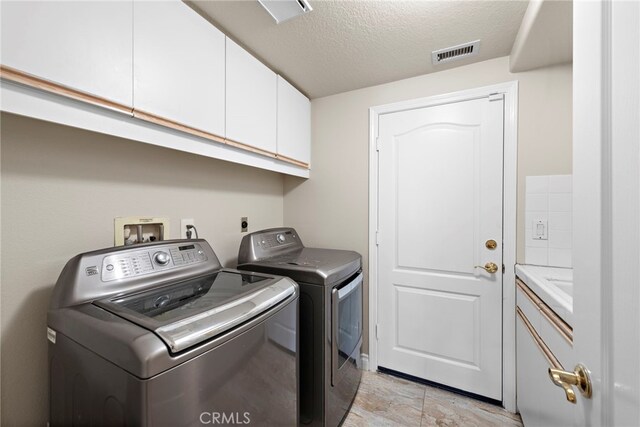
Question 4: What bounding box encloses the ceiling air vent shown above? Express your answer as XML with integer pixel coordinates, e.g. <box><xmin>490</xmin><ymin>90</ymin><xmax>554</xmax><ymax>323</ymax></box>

<box><xmin>258</xmin><ymin>0</ymin><xmax>313</xmax><ymax>24</ymax></box>
<box><xmin>432</xmin><ymin>40</ymin><xmax>480</xmax><ymax>65</ymax></box>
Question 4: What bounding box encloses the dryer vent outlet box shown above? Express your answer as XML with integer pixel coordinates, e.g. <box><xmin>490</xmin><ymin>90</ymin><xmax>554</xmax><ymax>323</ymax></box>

<box><xmin>258</xmin><ymin>0</ymin><xmax>312</xmax><ymax>24</ymax></box>
<box><xmin>432</xmin><ymin>40</ymin><xmax>480</xmax><ymax>64</ymax></box>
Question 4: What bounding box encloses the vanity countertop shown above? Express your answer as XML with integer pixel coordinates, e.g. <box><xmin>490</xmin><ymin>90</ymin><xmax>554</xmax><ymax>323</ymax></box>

<box><xmin>515</xmin><ymin>264</ymin><xmax>573</xmax><ymax>327</ymax></box>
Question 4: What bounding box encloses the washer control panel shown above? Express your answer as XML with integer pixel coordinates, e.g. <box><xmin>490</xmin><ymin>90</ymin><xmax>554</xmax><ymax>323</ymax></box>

<box><xmin>101</xmin><ymin>243</ymin><xmax>207</xmax><ymax>282</ymax></box>
<box><xmin>153</xmin><ymin>251</ymin><xmax>171</xmax><ymax>265</ymax></box>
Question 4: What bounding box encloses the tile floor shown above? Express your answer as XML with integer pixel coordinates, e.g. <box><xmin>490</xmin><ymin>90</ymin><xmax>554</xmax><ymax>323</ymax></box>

<box><xmin>343</xmin><ymin>371</ymin><xmax>523</xmax><ymax>427</ymax></box>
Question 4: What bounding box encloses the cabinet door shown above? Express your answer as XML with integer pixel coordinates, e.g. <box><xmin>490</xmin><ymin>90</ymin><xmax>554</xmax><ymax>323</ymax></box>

<box><xmin>0</xmin><ymin>1</ymin><xmax>133</xmax><ymax>106</ymax></box>
<box><xmin>277</xmin><ymin>76</ymin><xmax>310</xmax><ymax>165</ymax></box>
<box><xmin>226</xmin><ymin>37</ymin><xmax>277</xmax><ymax>154</ymax></box>
<box><xmin>134</xmin><ymin>0</ymin><xmax>225</xmax><ymax>136</ymax></box>
<box><xmin>517</xmin><ymin>314</ymin><xmax>574</xmax><ymax>426</ymax></box>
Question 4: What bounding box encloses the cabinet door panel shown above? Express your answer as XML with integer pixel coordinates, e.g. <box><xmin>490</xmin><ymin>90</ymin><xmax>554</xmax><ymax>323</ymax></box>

<box><xmin>517</xmin><ymin>315</ymin><xmax>574</xmax><ymax>426</ymax></box>
<box><xmin>277</xmin><ymin>76</ymin><xmax>310</xmax><ymax>164</ymax></box>
<box><xmin>516</xmin><ymin>285</ymin><xmax>541</xmax><ymax>331</ymax></box>
<box><xmin>1</xmin><ymin>1</ymin><xmax>133</xmax><ymax>106</ymax></box>
<box><xmin>226</xmin><ymin>37</ymin><xmax>277</xmax><ymax>153</ymax></box>
<box><xmin>134</xmin><ymin>0</ymin><xmax>225</xmax><ymax>136</ymax></box>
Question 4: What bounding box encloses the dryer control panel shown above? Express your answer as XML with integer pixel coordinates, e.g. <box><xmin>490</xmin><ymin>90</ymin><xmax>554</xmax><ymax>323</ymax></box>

<box><xmin>238</xmin><ymin>228</ymin><xmax>304</xmax><ymax>262</ymax></box>
<box><xmin>257</xmin><ymin>230</ymin><xmax>299</xmax><ymax>249</ymax></box>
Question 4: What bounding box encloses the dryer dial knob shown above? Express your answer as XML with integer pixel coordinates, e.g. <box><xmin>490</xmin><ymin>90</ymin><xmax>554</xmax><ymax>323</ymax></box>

<box><xmin>276</xmin><ymin>234</ymin><xmax>286</xmax><ymax>244</ymax></box>
<box><xmin>153</xmin><ymin>251</ymin><xmax>171</xmax><ymax>265</ymax></box>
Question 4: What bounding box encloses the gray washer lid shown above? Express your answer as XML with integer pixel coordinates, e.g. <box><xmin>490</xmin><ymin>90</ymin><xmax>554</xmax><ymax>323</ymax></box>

<box><xmin>238</xmin><ymin>247</ymin><xmax>362</xmax><ymax>286</ymax></box>
<box><xmin>94</xmin><ymin>270</ymin><xmax>297</xmax><ymax>353</ymax></box>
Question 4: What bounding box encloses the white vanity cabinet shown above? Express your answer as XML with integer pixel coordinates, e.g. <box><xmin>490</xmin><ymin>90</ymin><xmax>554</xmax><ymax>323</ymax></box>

<box><xmin>516</xmin><ymin>280</ymin><xmax>575</xmax><ymax>426</ymax></box>
<box><xmin>225</xmin><ymin>37</ymin><xmax>277</xmax><ymax>154</ymax></box>
<box><xmin>277</xmin><ymin>76</ymin><xmax>311</xmax><ymax>166</ymax></box>
<box><xmin>0</xmin><ymin>1</ymin><xmax>133</xmax><ymax>107</ymax></box>
<box><xmin>133</xmin><ymin>0</ymin><xmax>225</xmax><ymax>136</ymax></box>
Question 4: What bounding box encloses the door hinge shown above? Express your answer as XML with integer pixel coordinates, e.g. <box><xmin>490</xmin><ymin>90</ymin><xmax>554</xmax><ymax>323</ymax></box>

<box><xmin>375</xmin><ymin>324</ymin><xmax>379</xmax><ymax>340</ymax></box>
<box><xmin>376</xmin><ymin>137</ymin><xmax>381</xmax><ymax>151</ymax></box>
<box><xmin>375</xmin><ymin>231</ymin><xmax>380</xmax><ymax>245</ymax></box>
<box><xmin>489</xmin><ymin>92</ymin><xmax>504</xmax><ymax>102</ymax></box>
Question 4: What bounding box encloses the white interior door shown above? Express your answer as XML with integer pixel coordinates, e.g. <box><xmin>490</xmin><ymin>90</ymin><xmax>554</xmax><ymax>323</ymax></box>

<box><xmin>571</xmin><ymin>1</ymin><xmax>640</xmax><ymax>425</ymax></box>
<box><xmin>377</xmin><ymin>96</ymin><xmax>504</xmax><ymax>400</ymax></box>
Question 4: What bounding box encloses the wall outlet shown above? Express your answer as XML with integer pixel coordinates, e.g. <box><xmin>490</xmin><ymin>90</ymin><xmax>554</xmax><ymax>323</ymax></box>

<box><xmin>241</xmin><ymin>217</ymin><xmax>248</xmax><ymax>233</ymax></box>
<box><xmin>533</xmin><ymin>219</ymin><xmax>548</xmax><ymax>240</ymax></box>
<box><xmin>181</xmin><ymin>218</ymin><xmax>195</xmax><ymax>239</ymax></box>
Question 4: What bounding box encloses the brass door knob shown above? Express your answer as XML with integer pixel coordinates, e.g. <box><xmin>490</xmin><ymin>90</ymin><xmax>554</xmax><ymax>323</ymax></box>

<box><xmin>548</xmin><ymin>364</ymin><xmax>592</xmax><ymax>404</ymax></box>
<box><xmin>474</xmin><ymin>262</ymin><xmax>499</xmax><ymax>274</ymax></box>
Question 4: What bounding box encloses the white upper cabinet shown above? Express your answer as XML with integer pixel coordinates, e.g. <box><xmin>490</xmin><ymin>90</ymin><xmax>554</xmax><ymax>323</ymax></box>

<box><xmin>277</xmin><ymin>76</ymin><xmax>311</xmax><ymax>165</ymax></box>
<box><xmin>134</xmin><ymin>0</ymin><xmax>225</xmax><ymax>136</ymax></box>
<box><xmin>0</xmin><ymin>1</ymin><xmax>133</xmax><ymax>106</ymax></box>
<box><xmin>1</xmin><ymin>0</ymin><xmax>310</xmax><ymax>175</ymax></box>
<box><xmin>226</xmin><ymin>37</ymin><xmax>277</xmax><ymax>154</ymax></box>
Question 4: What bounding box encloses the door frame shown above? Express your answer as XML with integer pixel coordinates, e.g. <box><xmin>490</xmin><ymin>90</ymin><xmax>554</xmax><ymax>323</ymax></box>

<box><xmin>368</xmin><ymin>81</ymin><xmax>519</xmax><ymax>411</ymax></box>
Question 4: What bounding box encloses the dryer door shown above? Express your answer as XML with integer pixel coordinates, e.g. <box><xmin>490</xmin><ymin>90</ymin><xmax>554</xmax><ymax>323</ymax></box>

<box><xmin>331</xmin><ymin>272</ymin><xmax>363</xmax><ymax>385</ymax></box>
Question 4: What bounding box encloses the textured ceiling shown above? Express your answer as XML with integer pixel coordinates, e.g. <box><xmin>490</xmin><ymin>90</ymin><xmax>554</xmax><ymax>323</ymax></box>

<box><xmin>190</xmin><ymin>0</ymin><xmax>529</xmax><ymax>99</ymax></box>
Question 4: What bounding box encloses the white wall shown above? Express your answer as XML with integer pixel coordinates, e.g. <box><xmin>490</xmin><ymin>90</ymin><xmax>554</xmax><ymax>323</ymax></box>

<box><xmin>0</xmin><ymin>113</ymin><xmax>284</xmax><ymax>426</ymax></box>
<box><xmin>284</xmin><ymin>56</ymin><xmax>573</xmax><ymax>353</ymax></box>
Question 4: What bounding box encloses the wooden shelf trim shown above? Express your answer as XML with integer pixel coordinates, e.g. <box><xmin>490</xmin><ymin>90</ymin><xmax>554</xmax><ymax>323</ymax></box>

<box><xmin>517</xmin><ymin>306</ymin><xmax>564</xmax><ymax>370</ymax></box>
<box><xmin>132</xmin><ymin>110</ymin><xmax>226</xmax><ymax>145</ymax></box>
<box><xmin>224</xmin><ymin>137</ymin><xmax>278</xmax><ymax>158</ymax></box>
<box><xmin>275</xmin><ymin>153</ymin><xmax>309</xmax><ymax>169</ymax></box>
<box><xmin>516</xmin><ymin>279</ymin><xmax>573</xmax><ymax>345</ymax></box>
<box><xmin>1</xmin><ymin>65</ymin><xmax>310</xmax><ymax>170</ymax></box>
<box><xmin>0</xmin><ymin>65</ymin><xmax>133</xmax><ymax>115</ymax></box>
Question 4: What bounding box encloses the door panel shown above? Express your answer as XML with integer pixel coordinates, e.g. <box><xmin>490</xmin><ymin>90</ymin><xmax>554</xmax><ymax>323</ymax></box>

<box><xmin>396</xmin><ymin>285</ymin><xmax>480</xmax><ymax>366</ymax></box>
<box><xmin>226</xmin><ymin>37</ymin><xmax>277</xmax><ymax>153</ymax></box>
<box><xmin>396</xmin><ymin>123</ymin><xmax>479</xmax><ymax>273</ymax></box>
<box><xmin>0</xmin><ymin>1</ymin><xmax>133</xmax><ymax>106</ymax></box>
<box><xmin>277</xmin><ymin>76</ymin><xmax>311</xmax><ymax>164</ymax></box>
<box><xmin>572</xmin><ymin>1</ymin><xmax>640</xmax><ymax>424</ymax></box>
<box><xmin>377</xmin><ymin>97</ymin><xmax>504</xmax><ymax>400</ymax></box>
<box><xmin>134</xmin><ymin>0</ymin><xmax>225</xmax><ymax>136</ymax></box>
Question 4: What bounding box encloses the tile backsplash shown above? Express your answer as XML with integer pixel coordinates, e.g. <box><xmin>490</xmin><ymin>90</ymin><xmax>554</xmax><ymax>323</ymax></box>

<box><xmin>525</xmin><ymin>175</ymin><xmax>572</xmax><ymax>267</ymax></box>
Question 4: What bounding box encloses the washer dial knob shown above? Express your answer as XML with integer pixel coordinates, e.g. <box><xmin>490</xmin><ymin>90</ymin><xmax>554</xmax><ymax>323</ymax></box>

<box><xmin>276</xmin><ymin>233</ymin><xmax>286</xmax><ymax>244</ymax></box>
<box><xmin>153</xmin><ymin>251</ymin><xmax>171</xmax><ymax>265</ymax></box>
